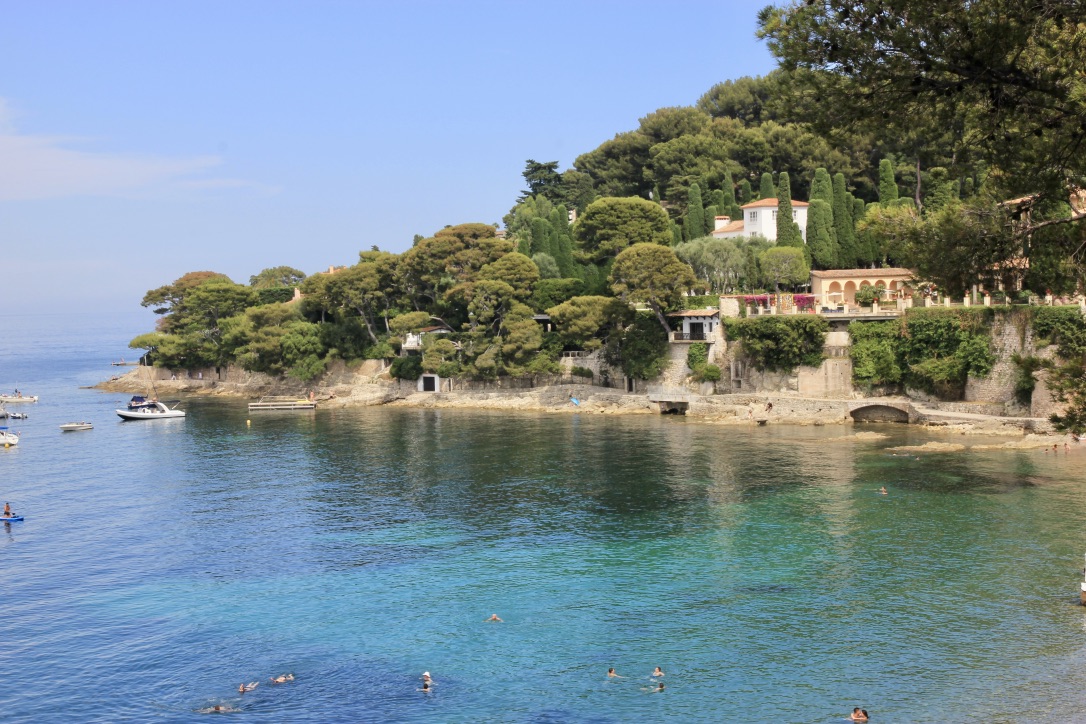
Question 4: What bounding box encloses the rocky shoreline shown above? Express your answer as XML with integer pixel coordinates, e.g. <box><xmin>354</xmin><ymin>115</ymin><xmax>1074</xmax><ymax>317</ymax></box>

<box><xmin>92</xmin><ymin>363</ymin><xmax>1071</xmax><ymax>440</ymax></box>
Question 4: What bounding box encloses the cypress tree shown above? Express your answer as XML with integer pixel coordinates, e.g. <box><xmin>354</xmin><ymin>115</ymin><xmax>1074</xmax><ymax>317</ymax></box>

<box><xmin>832</xmin><ymin>173</ymin><xmax>856</xmax><ymax>268</ymax></box>
<box><xmin>852</xmin><ymin>196</ymin><xmax>866</xmax><ymax>225</ymax></box>
<box><xmin>671</xmin><ymin>222</ymin><xmax>683</xmax><ymax>247</ymax></box>
<box><xmin>776</xmin><ymin>172</ymin><xmax>802</xmax><ymax>249</ymax></box>
<box><xmin>516</xmin><ymin>235</ymin><xmax>531</xmax><ymax>257</ymax></box>
<box><xmin>759</xmin><ymin>172</ymin><xmax>775</xmax><ymax>200</ymax></box>
<box><xmin>806</xmin><ymin>199</ymin><xmax>836</xmax><ymax>270</ymax></box>
<box><xmin>878</xmin><ymin>159</ymin><xmax>899</xmax><ymax>204</ymax></box>
<box><xmin>685</xmin><ymin>183</ymin><xmax>705</xmax><ymax>242</ymax></box>
<box><xmin>710</xmin><ymin>189</ymin><xmax>727</xmax><ymax>214</ymax></box>
<box><xmin>704</xmin><ymin>205</ymin><xmax>718</xmax><ymax>235</ymax></box>
<box><xmin>721</xmin><ymin>170</ymin><xmax>737</xmax><ymax>209</ymax></box>
<box><xmin>549</xmin><ymin>206</ymin><xmax>576</xmax><ymax>277</ymax></box>
<box><xmin>529</xmin><ymin>217</ymin><xmax>554</xmax><ymax>258</ymax></box>
<box><xmin>738</xmin><ymin>179</ymin><xmax>753</xmax><ymax>205</ymax></box>
<box><xmin>809</xmin><ymin>168</ymin><xmax>833</xmax><ymax>205</ymax></box>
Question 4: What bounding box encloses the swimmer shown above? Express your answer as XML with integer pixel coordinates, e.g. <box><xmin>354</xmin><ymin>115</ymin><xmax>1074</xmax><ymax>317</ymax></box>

<box><xmin>270</xmin><ymin>674</ymin><xmax>294</xmax><ymax>684</ymax></box>
<box><xmin>850</xmin><ymin>707</ymin><xmax>869</xmax><ymax>721</ymax></box>
<box><xmin>607</xmin><ymin>667</ymin><xmax>623</xmax><ymax>678</ymax></box>
<box><xmin>651</xmin><ymin>667</ymin><xmax>664</xmax><ymax>678</ymax></box>
<box><xmin>878</xmin><ymin>486</ymin><xmax>888</xmax><ymax>495</ymax></box>
<box><xmin>641</xmin><ymin>682</ymin><xmax>665</xmax><ymax>692</ymax></box>
<box><xmin>486</xmin><ymin>614</ymin><xmax>503</xmax><ymax>622</ymax></box>
<box><xmin>200</xmin><ymin>703</ymin><xmax>237</xmax><ymax>714</ymax></box>
<box><xmin>238</xmin><ymin>681</ymin><xmax>258</xmax><ymax>693</ymax></box>
<box><xmin>418</xmin><ymin>681</ymin><xmax>432</xmax><ymax>693</ymax></box>
<box><xmin>421</xmin><ymin>671</ymin><xmax>432</xmax><ymax>684</ymax></box>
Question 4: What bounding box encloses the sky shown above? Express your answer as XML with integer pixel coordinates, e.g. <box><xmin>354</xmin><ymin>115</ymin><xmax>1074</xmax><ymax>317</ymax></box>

<box><xmin>1</xmin><ymin>0</ymin><xmax>777</xmax><ymax>322</ymax></box>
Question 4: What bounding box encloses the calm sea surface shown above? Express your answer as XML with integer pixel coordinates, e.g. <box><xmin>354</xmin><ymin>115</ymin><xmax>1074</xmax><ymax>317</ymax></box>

<box><xmin>3</xmin><ymin>313</ymin><xmax>1086</xmax><ymax>722</ymax></box>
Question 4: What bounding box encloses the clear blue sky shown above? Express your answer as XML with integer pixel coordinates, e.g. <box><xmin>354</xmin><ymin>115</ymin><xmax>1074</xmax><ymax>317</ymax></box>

<box><xmin>2</xmin><ymin>1</ymin><xmax>777</xmax><ymax>320</ymax></box>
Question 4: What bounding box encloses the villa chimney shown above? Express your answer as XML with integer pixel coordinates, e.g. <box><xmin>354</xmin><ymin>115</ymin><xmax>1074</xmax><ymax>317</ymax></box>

<box><xmin>714</xmin><ymin>215</ymin><xmax>730</xmax><ymax>231</ymax></box>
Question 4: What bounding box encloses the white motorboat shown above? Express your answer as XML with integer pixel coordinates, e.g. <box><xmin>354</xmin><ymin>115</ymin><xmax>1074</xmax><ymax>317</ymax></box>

<box><xmin>0</xmin><ymin>394</ymin><xmax>37</xmax><ymax>403</ymax></box>
<box><xmin>0</xmin><ymin>426</ymin><xmax>19</xmax><ymax>446</ymax></box>
<box><xmin>116</xmin><ymin>400</ymin><xmax>185</xmax><ymax>420</ymax></box>
<box><xmin>60</xmin><ymin>422</ymin><xmax>93</xmax><ymax>432</ymax></box>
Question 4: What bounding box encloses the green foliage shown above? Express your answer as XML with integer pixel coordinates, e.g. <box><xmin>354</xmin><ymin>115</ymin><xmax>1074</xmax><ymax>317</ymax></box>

<box><xmin>683</xmin><ymin>294</ymin><xmax>719</xmax><ymax>309</ymax></box>
<box><xmin>723</xmin><ymin>316</ymin><xmax>829</xmax><ymax>372</ymax></box>
<box><xmin>832</xmin><ymin>173</ymin><xmax>858</xmax><ymax>267</ymax></box>
<box><xmin>684</xmin><ymin>183</ymin><xmax>705</xmax><ymax>242</ymax></box>
<box><xmin>531</xmin><ymin>253</ymin><xmax>560</xmax><ymax>279</ymax></box>
<box><xmin>390</xmin><ymin>355</ymin><xmax>423</xmax><ymax>380</ymax></box>
<box><xmin>531</xmin><ymin>278</ymin><xmax>584</xmax><ymax>312</ymax></box>
<box><xmin>854</xmin><ymin>285</ymin><xmax>884</xmax><ymax>306</ymax></box>
<box><xmin>878</xmin><ymin>159</ymin><xmax>899</xmax><ymax>204</ymax></box>
<box><xmin>758</xmin><ymin>246</ymin><xmax>809</xmax><ymax>291</ymax></box>
<box><xmin>570</xmin><ymin>366</ymin><xmax>594</xmax><ymax>379</ymax></box>
<box><xmin>758</xmin><ymin>172</ymin><xmax>775</xmax><ymax>200</ymax></box>
<box><xmin>610</xmin><ymin>243</ymin><xmax>698</xmax><ymax>334</ymax></box>
<box><xmin>1011</xmin><ymin>353</ymin><xmax>1042</xmax><ymax>405</ymax></box>
<box><xmin>574</xmin><ymin>196</ymin><xmax>673</xmax><ymax>263</ymax></box>
<box><xmin>686</xmin><ymin>342</ymin><xmax>709</xmax><ymax>370</ymax></box>
<box><xmin>775</xmin><ymin>172</ymin><xmax>804</xmax><ymax>250</ymax></box>
<box><xmin>256</xmin><ymin>287</ymin><xmax>295</xmax><ymax>305</ymax></box>
<box><xmin>738</xmin><ymin>179</ymin><xmax>753</xmax><ymax>205</ymax></box>
<box><xmin>848</xmin><ymin>321</ymin><xmax>902</xmax><ymax>386</ymax></box>
<box><xmin>897</xmin><ymin>308</ymin><xmax>996</xmax><ymax>396</ymax></box>
<box><xmin>806</xmin><ymin>198</ymin><xmax>837</xmax><ymax>269</ymax></box>
<box><xmin>250</xmin><ymin>265</ymin><xmax>306</xmax><ymax>289</ymax></box>
<box><xmin>809</xmin><ymin>168</ymin><xmax>833</xmax><ymax>206</ymax></box>
<box><xmin>547</xmin><ymin>295</ymin><xmax>631</xmax><ymax>351</ymax></box>
<box><xmin>1030</xmin><ymin>307</ymin><xmax>1086</xmax><ymax>432</ymax></box>
<box><xmin>696</xmin><ymin>364</ymin><xmax>722</xmax><ymax>382</ymax></box>
<box><xmin>604</xmin><ymin>313</ymin><xmax>670</xmax><ymax>380</ymax></box>
<box><xmin>675</xmin><ymin>237</ymin><xmax>744</xmax><ymax>293</ymax></box>
<box><xmin>1031</xmin><ymin>307</ymin><xmax>1086</xmax><ymax>359</ymax></box>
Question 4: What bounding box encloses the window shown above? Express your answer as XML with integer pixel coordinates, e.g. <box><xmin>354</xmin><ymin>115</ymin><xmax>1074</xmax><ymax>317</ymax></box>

<box><xmin>771</xmin><ymin>210</ymin><xmax>777</xmax><ymax>221</ymax></box>
<box><xmin>792</xmin><ymin>210</ymin><xmax>797</xmax><ymax>219</ymax></box>
<box><xmin>749</xmin><ymin>210</ymin><xmax>758</xmax><ymax>222</ymax></box>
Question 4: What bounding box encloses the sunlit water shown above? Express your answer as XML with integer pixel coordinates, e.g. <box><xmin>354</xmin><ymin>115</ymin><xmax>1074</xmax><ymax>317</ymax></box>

<box><xmin>3</xmin><ymin>313</ymin><xmax>1086</xmax><ymax>722</ymax></box>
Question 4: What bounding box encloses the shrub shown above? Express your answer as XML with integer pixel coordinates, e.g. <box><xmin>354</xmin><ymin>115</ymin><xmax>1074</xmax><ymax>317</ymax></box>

<box><xmin>849</xmin><ymin>321</ymin><xmax>902</xmax><ymax>386</ymax></box>
<box><xmin>854</xmin><ymin>285</ymin><xmax>884</xmax><ymax>306</ymax></box>
<box><xmin>686</xmin><ymin>342</ymin><xmax>709</xmax><ymax>370</ymax></box>
<box><xmin>604</xmin><ymin>313</ymin><xmax>669</xmax><ymax>380</ymax></box>
<box><xmin>389</xmin><ymin>355</ymin><xmax>423</xmax><ymax>380</ymax></box>
<box><xmin>683</xmin><ymin>294</ymin><xmax>718</xmax><ymax>310</ymax></box>
<box><xmin>571</xmin><ymin>366</ymin><xmax>594</xmax><ymax>378</ymax></box>
<box><xmin>723</xmin><ymin>316</ymin><xmax>828</xmax><ymax>372</ymax></box>
<box><xmin>695</xmin><ymin>363</ymin><xmax>721</xmax><ymax>382</ymax></box>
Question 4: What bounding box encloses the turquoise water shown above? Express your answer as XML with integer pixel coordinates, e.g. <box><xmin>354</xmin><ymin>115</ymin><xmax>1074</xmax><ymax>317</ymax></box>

<box><xmin>3</xmin><ymin>314</ymin><xmax>1086</xmax><ymax>722</ymax></box>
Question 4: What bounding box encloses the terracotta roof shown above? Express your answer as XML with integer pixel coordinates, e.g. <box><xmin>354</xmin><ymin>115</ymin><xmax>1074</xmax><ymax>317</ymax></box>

<box><xmin>810</xmin><ymin>268</ymin><xmax>914</xmax><ymax>279</ymax></box>
<box><xmin>712</xmin><ymin>220</ymin><xmax>745</xmax><ymax>234</ymax></box>
<box><xmin>741</xmin><ymin>198</ymin><xmax>809</xmax><ymax>209</ymax></box>
<box><xmin>668</xmin><ymin>308</ymin><xmax>719</xmax><ymax>317</ymax></box>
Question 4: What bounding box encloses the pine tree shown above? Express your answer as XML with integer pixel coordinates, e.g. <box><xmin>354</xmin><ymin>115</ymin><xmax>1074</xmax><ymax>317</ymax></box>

<box><xmin>832</xmin><ymin>173</ymin><xmax>856</xmax><ymax>268</ymax></box>
<box><xmin>738</xmin><ymin>179</ymin><xmax>753</xmax><ymax>205</ymax></box>
<box><xmin>878</xmin><ymin>159</ymin><xmax>899</xmax><ymax>204</ymax></box>
<box><xmin>963</xmin><ymin>177</ymin><xmax>975</xmax><ymax>197</ymax></box>
<box><xmin>806</xmin><ymin>199</ymin><xmax>836</xmax><ymax>270</ymax></box>
<box><xmin>685</xmin><ymin>184</ymin><xmax>705</xmax><ymax>242</ymax></box>
<box><xmin>759</xmin><ymin>172</ymin><xmax>775</xmax><ymax>200</ymax></box>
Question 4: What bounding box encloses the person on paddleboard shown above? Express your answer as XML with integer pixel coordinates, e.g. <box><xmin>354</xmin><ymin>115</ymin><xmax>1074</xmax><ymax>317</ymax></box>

<box><xmin>3</xmin><ymin>502</ymin><xmax>13</xmax><ymax>518</ymax></box>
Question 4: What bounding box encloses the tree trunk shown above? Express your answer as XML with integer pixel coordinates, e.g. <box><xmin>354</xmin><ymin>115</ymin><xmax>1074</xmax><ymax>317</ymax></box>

<box><xmin>649</xmin><ymin>303</ymin><xmax>671</xmax><ymax>338</ymax></box>
<box><xmin>915</xmin><ymin>157</ymin><xmax>923</xmax><ymax>213</ymax></box>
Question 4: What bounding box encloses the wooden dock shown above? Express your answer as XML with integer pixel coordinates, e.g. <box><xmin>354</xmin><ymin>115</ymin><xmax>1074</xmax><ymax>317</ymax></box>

<box><xmin>247</xmin><ymin>396</ymin><xmax>317</xmax><ymax>411</ymax></box>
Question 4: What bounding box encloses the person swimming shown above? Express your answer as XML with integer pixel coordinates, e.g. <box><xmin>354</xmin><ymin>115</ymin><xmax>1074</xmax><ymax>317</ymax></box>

<box><xmin>878</xmin><ymin>487</ymin><xmax>888</xmax><ymax>495</ymax></box>
<box><xmin>238</xmin><ymin>681</ymin><xmax>258</xmax><ymax>693</ymax></box>
<box><xmin>607</xmin><ymin>667</ymin><xmax>623</xmax><ymax>678</ymax></box>
<box><xmin>269</xmin><ymin>674</ymin><xmax>294</xmax><ymax>684</ymax></box>
<box><xmin>200</xmin><ymin>703</ymin><xmax>237</xmax><ymax>714</ymax></box>
<box><xmin>850</xmin><ymin>707</ymin><xmax>869</xmax><ymax>721</ymax></box>
<box><xmin>486</xmin><ymin>614</ymin><xmax>503</xmax><ymax>622</ymax></box>
<box><xmin>421</xmin><ymin>671</ymin><xmax>432</xmax><ymax>684</ymax></box>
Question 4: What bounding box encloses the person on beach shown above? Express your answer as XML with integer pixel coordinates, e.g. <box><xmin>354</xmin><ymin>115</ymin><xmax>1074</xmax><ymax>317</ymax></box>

<box><xmin>651</xmin><ymin>667</ymin><xmax>664</xmax><ymax>678</ymax></box>
<box><xmin>607</xmin><ymin>668</ymin><xmax>623</xmax><ymax>678</ymax></box>
<box><xmin>486</xmin><ymin>614</ymin><xmax>503</xmax><ymax>622</ymax></box>
<box><xmin>850</xmin><ymin>707</ymin><xmax>869</xmax><ymax>721</ymax></box>
<box><xmin>270</xmin><ymin>674</ymin><xmax>294</xmax><ymax>684</ymax></box>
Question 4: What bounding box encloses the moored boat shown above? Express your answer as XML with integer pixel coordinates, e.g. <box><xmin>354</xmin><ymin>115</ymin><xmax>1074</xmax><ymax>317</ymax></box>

<box><xmin>60</xmin><ymin>422</ymin><xmax>93</xmax><ymax>432</ymax></box>
<box><xmin>116</xmin><ymin>401</ymin><xmax>185</xmax><ymax>420</ymax></box>
<box><xmin>0</xmin><ymin>394</ymin><xmax>37</xmax><ymax>403</ymax></box>
<box><xmin>0</xmin><ymin>426</ymin><xmax>19</xmax><ymax>446</ymax></box>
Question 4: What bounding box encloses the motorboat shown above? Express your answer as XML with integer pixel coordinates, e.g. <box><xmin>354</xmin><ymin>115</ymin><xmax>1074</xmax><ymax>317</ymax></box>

<box><xmin>8</xmin><ymin>411</ymin><xmax>28</xmax><ymax>420</ymax></box>
<box><xmin>0</xmin><ymin>426</ymin><xmax>19</xmax><ymax>446</ymax></box>
<box><xmin>127</xmin><ymin>395</ymin><xmax>159</xmax><ymax>410</ymax></box>
<box><xmin>60</xmin><ymin>422</ymin><xmax>93</xmax><ymax>432</ymax></box>
<box><xmin>116</xmin><ymin>400</ymin><xmax>185</xmax><ymax>420</ymax></box>
<box><xmin>0</xmin><ymin>394</ymin><xmax>37</xmax><ymax>403</ymax></box>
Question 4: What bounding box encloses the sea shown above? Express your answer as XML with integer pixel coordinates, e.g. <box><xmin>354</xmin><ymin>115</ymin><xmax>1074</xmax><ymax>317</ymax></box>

<box><xmin>3</xmin><ymin>312</ymin><xmax>1086</xmax><ymax>723</ymax></box>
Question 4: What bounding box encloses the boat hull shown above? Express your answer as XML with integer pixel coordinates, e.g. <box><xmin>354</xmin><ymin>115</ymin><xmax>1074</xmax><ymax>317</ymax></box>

<box><xmin>0</xmin><ymin>396</ymin><xmax>37</xmax><ymax>403</ymax></box>
<box><xmin>60</xmin><ymin>423</ymin><xmax>93</xmax><ymax>431</ymax></box>
<box><xmin>116</xmin><ymin>409</ymin><xmax>185</xmax><ymax>420</ymax></box>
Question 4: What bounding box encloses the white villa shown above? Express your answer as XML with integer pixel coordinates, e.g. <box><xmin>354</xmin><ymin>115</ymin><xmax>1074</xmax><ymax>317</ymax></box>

<box><xmin>711</xmin><ymin>198</ymin><xmax>809</xmax><ymax>242</ymax></box>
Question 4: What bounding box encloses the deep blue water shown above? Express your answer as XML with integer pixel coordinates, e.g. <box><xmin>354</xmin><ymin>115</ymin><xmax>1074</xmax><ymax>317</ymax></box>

<box><xmin>3</xmin><ymin>313</ymin><xmax>1086</xmax><ymax>722</ymax></box>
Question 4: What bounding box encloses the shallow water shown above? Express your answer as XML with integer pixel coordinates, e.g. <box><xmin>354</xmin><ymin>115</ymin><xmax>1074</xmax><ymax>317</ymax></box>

<box><xmin>3</xmin><ymin>313</ymin><xmax>1086</xmax><ymax>722</ymax></box>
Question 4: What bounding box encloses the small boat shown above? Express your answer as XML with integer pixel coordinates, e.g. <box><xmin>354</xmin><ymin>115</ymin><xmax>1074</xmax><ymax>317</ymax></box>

<box><xmin>60</xmin><ymin>422</ymin><xmax>93</xmax><ymax>432</ymax></box>
<box><xmin>1</xmin><ymin>516</ymin><xmax>23</xmax><ymax>522</ymax></box>
<box><xmin>116</xmin><ymin>400</ymin><xmax>185</xmax><ymax>420</ymax></box>
<box><xmin>0</xmin><ymin>426</ymin><xmax>19</xmax><ymax>446</ymax></box>
<box><xmin>8</xmin><ymin>412</ymin><xmax>28</xmax><ymax>420</ymax></box>
<box><xmin>0</xmin><ymin>394</ymin><xmax>37</xmax><ymax>403</ymax></box>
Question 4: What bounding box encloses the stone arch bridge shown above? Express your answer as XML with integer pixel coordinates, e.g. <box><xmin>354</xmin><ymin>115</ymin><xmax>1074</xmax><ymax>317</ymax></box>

<box><xmin>847</xmin><ymin>400</ymin><xmax>917</xmax><ymax>423</ymax></box>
